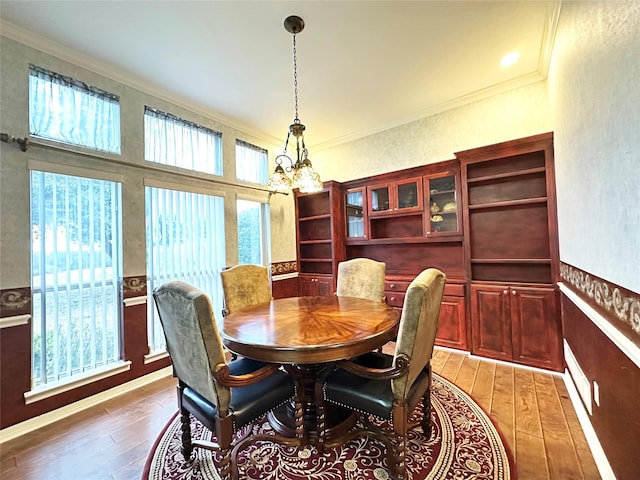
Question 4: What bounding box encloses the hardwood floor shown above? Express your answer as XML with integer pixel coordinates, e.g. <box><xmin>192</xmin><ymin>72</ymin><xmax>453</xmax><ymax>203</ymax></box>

<box><xmin>0</xmin><ymin>348</ymin><xmax>601</xmax><ymax>480</ymax></box>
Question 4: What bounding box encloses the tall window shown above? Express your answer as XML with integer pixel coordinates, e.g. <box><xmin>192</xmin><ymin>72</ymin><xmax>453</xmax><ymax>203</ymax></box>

<box><xmin>29</xmin><ymin>65</ymin><xmax>121</xmax><ymax>153</ymax></box>
<box><xmin>31</xmin><ymin>170</ymin><xmax>123</xmax><ymax>388</ymax></box>
<box><xmin>144</xmin><ymin>107</ymin><xmax>222</xmax><ymax>175</ymax></box>
<box><xmin>236</xmin><ymin>140</ymin><xmax>268</xmax><ymax>184</ymax></box>
<box><xmin>237</xmin><ymin>198</ymin><xmax>270</xmax><ymax>266</ymax></box>
<box><xmin>145</xmin><ymin>185</ymin><xmax>226</xmax><ymax>352</ymax></box>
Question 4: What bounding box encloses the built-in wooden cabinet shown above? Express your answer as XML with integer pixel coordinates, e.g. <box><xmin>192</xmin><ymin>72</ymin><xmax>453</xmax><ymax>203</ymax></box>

<box><xmin>299</xmin><ymin>275</ymin><xmax>334</xmax><ymax>296</ymax></box>
<box><xmin>470</xmin><ymin>283</ymin><xmax>561</xmax><ymax>370</ymax></box>
<box><xmin>294</xmin><ymin>181</ymin><xmax>344</xmax><ymax>295</ymax></box>
<box><xmin>367</xmin><ymin>177</ymin><xmax>423</xmax><ymax>216</ymax></box>
<box><xmin>458</xmin><ymin>132</ymin><xmax>563</xmax><ymax>371</ymax></box>
<box><xmin>345</xmin><ymin>187</ymin><xmax>368</xmax><ymax>240</ymax></box>
<box><xmin>425</xmin><ymin>170</ymin><xmax>462</xmax><ymax>237</ymax></box>
<box><xmin>292</xmin><ymin>133</ymin><xmax>562</xmax><ymax>370</ymax></box>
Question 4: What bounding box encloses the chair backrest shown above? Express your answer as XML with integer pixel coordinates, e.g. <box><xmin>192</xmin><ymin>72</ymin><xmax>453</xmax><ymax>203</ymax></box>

<box><xmin>153</xmin><ymin>280</ymin><xmax>230</xmax><ymax>410</ymax></box>
<box><xmin>392</xmin><ymin>268</ymin><xmax>446</xmax><ymax>399</ymax></box>
<box><xmin>336</xmin><ymin>258</ymin><xmax>386</xmax><ymax>302</ymax></box>
<box><xmin>220</xmin><ymin>264</ymin><xmax>272</xmax><ymax>314</ymax></box>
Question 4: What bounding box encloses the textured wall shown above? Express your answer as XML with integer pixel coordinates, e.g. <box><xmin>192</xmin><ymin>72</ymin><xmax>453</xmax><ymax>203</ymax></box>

<box><xmin>313</xmin><ymin>80</ymin><xmax>551</xmax><ymax>183</ymax></box>
<box><xmin>549</xmin><ymin>1</ymin><xmax>640</xmax><ymax>293</ymax></box>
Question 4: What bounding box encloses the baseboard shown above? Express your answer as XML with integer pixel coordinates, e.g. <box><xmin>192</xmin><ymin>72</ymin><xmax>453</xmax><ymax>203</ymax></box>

<box><xmin>0</xmin><ymin>366</ymin><xmax>173</xmax><ymax>444</ymax></box>
<box><xmin>563</xmin><ymin>368</ymin><xmax>616</xmax><ymax>480</ymax></box>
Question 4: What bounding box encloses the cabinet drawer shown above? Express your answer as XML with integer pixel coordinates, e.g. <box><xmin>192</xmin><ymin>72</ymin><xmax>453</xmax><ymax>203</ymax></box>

<box><xmin>443</xmin><ymin>283</ymin><xmax>465</xmax><ymax>297</ymax></box>
<box><xmin>385</xmin><ymin>291</ymin><xmax>405</xmax><ymax>308</ymax></box>
<box><xmin>385</xmin><ymin>280</ymin><xmax>411</xmax><ymax>292</ymax></box>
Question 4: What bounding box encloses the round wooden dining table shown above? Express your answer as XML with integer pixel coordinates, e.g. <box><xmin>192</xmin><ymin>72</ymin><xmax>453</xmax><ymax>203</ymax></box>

<box><xmin>221</xmin><ymin>295</ymin><xmax>400</xmax><ymax>440</ymax></box>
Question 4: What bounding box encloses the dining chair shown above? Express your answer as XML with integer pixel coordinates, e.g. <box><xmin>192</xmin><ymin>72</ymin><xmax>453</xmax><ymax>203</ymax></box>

<box><xmin>336</xmin><ymin>257</ymin><xmax>386</xmax><ymax>302</ymax></box>
<box><xmin>220</xmin><ymin>264</ymin><xmax>272</xmax><ymax>316</ymax></box>
<box><xmin>153</xmin><ymin>280</ymin><xmax>304</xmax><ymax>480</ymax></box>
<box><xmin>317</xmin><ymin>268</ymin><xmax>446</xmax><ymax>480</ymax></box>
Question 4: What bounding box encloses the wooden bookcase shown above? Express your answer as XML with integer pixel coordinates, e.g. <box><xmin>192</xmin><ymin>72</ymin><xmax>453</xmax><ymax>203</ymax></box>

<box><xmin>295</xmin><ymin>181</ymin><xmax>344</xmax><ymax>296</ymax></box>
<box><xmin>457</xmin><ymin>132</ymin><xmax>563</xmax><ymax>371</ymax></box>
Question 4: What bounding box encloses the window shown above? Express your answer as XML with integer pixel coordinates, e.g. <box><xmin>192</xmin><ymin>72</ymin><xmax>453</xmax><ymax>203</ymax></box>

<box><xmin>31</xmin><ymin>170</ymin><xmax>123</xmax><ymax>388</ymax></box>
<box><xmin>29</xmin><ymin>65</ymin><xmax>121</xmax><ymax>153</ymax></box>
<box><xmin>236</xmin><ymin>140</ymin><xmax>268</xmax><ymax>184</ymax></box>
<box><xmin>237</xmin><ymin>198</ymin><xmax>270</xmax><ymax>266</ymax></box>
<box><xmin>145</xmin><ymin>185</ymin><xmax>226</xmax><ymax>352</ymax></box>
<box><xmin>144</xmin><ymin>107</ymin><xmax>222</xmax><ymax>175</ymax></box>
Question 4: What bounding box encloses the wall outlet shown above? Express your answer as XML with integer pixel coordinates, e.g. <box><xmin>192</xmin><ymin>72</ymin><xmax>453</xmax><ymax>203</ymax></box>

<box><xmin>593</xmin><ymin>381</ymin><xmax>600</xmax><ymax>407</ymax></box>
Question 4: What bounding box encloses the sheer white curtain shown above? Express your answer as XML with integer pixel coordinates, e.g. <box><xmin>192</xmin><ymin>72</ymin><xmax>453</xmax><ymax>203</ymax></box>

<box><xmin>145</xmin><ymin>184</ymin><xmax>226</xmax><ymax>352</ymax></box>
<box><xmin>28</xmin><ymin>65</ymin><xmax>121</xmax><ymax>154</ymax></box>
<box><xmin>236</xmin><ymin>140</ymin><xmax>268</xmax><ymax>184</ymax></box>
<box><xmin>144</xmin><ymin>107</ymin><xmax>222</xmax><ymax>175</ymax></box>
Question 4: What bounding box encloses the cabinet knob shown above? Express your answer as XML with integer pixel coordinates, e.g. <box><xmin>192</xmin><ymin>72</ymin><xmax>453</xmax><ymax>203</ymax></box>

<box><xmin>390</xmin><ymin>297</ymin><xmax>395</xmax><ymax>302</ymax></box>
<box><xmin>512</xmin><ymin>290</ymin><xmax>517</xmax><ymax>295</ymax></box>
<box><xmin>390</xmin><ymin>283</ymin><xmax>395</xmax><ymax>289</ymax></box>
<box><xmin>503</xmin><ymin>290</ymin><xmax>508</xmax><ymax>295</ymax></box>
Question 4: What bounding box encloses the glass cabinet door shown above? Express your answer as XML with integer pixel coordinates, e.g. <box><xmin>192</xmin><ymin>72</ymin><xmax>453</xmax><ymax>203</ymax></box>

<box><xmin>369</xmin><ymin>185</ymin><xmax>390</xmax><ymax>213</ymax></box>
<box><xmin>397</xmin><ymin>179</ymin><xmax>421</xmax><ymax>211</ymax></box>
<box><xmin>345</xmin><ymin>188</ymin><xmax>367</xmax><ymax>238</ymax></box>
<box><xmin>426</xmin><ymin>173</ymin><xmax>460</xmax><ymax>235</ymax></box>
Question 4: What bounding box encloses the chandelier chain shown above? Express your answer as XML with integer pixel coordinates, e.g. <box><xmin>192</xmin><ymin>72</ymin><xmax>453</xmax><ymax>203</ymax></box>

<box><xmin>292</xmin><ymin>33</ymin><xmax>299</xmax><ymax>122</ymax></box>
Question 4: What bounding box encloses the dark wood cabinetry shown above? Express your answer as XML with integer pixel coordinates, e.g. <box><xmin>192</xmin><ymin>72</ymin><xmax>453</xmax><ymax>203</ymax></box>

<box><xmin>470</xmin><ymin>283</ymin><xmax>561</xmax><ymax>370</ymax></box>
<box><xmin>458</xmin><ymin>132</ymin><xmax>562</xmax><ymax>371</ymax></box>
<box><xmin>294</xmin><ymin>181</ymin><xmax>344</xmax><ymax>295</ymax></box>
<box><xmin>292</xmin><ymin>133</ymin><xmax>562</xmax><ymax>370</ymax></box>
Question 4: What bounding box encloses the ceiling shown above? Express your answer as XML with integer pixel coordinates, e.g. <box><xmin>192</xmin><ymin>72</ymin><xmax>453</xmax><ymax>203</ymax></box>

<box><xmin>0</xmin><ymin>1</ymin><xmax>560</xmax><ymax>151</ymax></box>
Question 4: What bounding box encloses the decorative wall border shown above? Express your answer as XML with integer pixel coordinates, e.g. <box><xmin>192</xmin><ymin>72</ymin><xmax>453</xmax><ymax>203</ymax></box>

<box><xmin>123</xmin><ymin>276</ymin><xmax>147</xmax><ymax>299</ymax></box>
<box><xmin>0</xmin><ymin>287</ymin><xmax>31</xmax><ymax>318</ymax></box>
<box><xmin>560</xmin><ymin>262</ymin><xmax>640</xmax><ymax>339</ymax></box>
<box><xmin>271</xmin><ymin>261</ymin><xmax>297</xmax><ymax>276</ymax></box>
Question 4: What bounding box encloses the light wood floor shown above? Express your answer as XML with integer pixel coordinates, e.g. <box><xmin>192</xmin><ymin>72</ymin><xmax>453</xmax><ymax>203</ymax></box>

<box><xmin>0</xmin><ymin>348</ymin><xmax>601</xmax><ymax>480</ymax></box>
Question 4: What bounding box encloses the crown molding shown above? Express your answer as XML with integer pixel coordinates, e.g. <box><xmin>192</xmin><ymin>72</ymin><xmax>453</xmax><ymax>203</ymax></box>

<box><xmin>0</xmin><ymin>20</ymin><xmax>282</xmax><ymax>148</ymax></box>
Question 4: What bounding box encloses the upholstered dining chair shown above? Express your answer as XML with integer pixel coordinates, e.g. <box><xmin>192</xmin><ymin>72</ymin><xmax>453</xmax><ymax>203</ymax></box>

<box><xmin>153</xmin><ymin>280</ymin><xmax>303</xmax><ymax>480</ymax></box>
<box><xmin>336</xmin><ymin>257</ymin><xmax>386</xmax><ymax>302</ymax></box>
<box><xmin>317</xmin><ymin>268</ymin><xmax>446</xmax><ymax>480</ymax></box>
<box><xmin>220</xmin><ymin>264</ymin><xmax>272</xmax><ymax>317</ymax></box>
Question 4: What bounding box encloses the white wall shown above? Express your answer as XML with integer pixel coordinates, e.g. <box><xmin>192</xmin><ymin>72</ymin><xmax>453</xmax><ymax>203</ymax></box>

<box><xmin>549</xmin><ymin>1</ymin><xmax>640</xmax><ymax>293</ymax></box>
<box><xmin>314</xmin><ymin>80</ymin><xmax>551</xmax><ymax>183</ymax></box>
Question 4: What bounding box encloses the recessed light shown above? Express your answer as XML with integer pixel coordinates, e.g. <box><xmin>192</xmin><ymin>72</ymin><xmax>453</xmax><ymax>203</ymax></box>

<box><xmin>500</xmin><ymin>51</ymin><xmax>520</xmax><ymax>67</ymax></box>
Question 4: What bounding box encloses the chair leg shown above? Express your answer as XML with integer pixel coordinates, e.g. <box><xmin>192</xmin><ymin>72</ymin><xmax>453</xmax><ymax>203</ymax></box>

<box><xmin>393</xmin><ymin>433</ymin><xmax>407</xmax><ymax>480</ymax></box>
<box><xmin>420</xmin><ymin>391</ymin><xmax>432</xmax><ymax>436</ymax></box>
<box><xmin>177</xmin><ymin>384</ymin><xmax>194</xmax><ymax>460</ymax></box>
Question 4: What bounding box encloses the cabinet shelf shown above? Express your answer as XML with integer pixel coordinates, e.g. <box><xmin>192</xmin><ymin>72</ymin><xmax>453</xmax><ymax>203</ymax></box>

<box><xmin>467</xmin><ymin>166</ymin><xmax>546</xmax><ymax>185</ymax></box>
<box><xmin>471</xmin><ymin>258</ymin><xmax>551</xmax><ymax>264</ymax></box>
<box><xmin>429</xmin><ymin>189</ymin><xmax>456</xmax><ymax>195</ymax></box>
<box><xmin>468</xmin><ymin>196</ymin><xmax>547</xmax><ymax>210</ymax></box>
<box><xmin>299</xmin><ymin>239</ymin><xmax>332</xmax><ymax>245</ymax></box>
<box><xmin>298</xmin><ymin>213</ymin><xmax>331</xmax><ymax>222</ymax></box>
<box><xmin>300</xmin><ymin>258</ymin><xmax>332</xmax><ymax>263</ymax></box>
<box><xmin>347</xmin><ymin>236</ymin><xmax>463</xmax><ymax>246</ymax></box>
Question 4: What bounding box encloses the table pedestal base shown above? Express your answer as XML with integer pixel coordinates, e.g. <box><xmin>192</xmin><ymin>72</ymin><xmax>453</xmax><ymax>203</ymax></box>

<box><xmin>268</xmin><ymin>400</ymin><xmax>357</xmax><ymax>442</ymax></box>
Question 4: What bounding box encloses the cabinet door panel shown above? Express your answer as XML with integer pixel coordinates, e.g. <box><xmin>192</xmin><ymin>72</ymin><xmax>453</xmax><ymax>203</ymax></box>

<box><xmin>436</xmin><ymin>295</ymin><xmax>467</xmax><ymax>350</ymax></box>
<box><xmin>471</xmin><ymin>285</ymin><xmax>512</xmax><ymax>361</ymax></box>
<box><xmin>316</xmin><ymin>277</ymin><xmax>334</xmax><ymax>296</ymax></box>
<box><xmin>299</xmin><ymin>276</ymin><xmax>316</xmax><ymax>296</ymax></box>
<box><xmin>510</xmin><ymin>286</ymin><xmax>562</xmax><ymax>370</ymax></box>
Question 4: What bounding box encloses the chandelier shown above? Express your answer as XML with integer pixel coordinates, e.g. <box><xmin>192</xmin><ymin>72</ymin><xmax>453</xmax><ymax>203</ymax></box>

<box><xmin>267</xmin><ymin>15</ymin><xmax>323</xmax><ymax>194</ymax></box>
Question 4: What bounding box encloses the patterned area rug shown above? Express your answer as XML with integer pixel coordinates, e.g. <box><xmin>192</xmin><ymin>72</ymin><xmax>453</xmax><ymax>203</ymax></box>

<box><xmin>143</xmin><ymin>374</ymin><xmax>514</xmax><ymax>479</ymax></box>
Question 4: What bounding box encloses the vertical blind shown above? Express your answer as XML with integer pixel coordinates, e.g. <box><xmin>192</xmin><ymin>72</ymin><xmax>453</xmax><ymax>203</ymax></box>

<box><xmin>145</xmin><ymin>185</ymin><xmax>226</xmax><ymax>352</ymax></box>
<box><xmin>30</xmin><ymin>170</ymin><xmax>123</xmax><ymax>387</ymax></box>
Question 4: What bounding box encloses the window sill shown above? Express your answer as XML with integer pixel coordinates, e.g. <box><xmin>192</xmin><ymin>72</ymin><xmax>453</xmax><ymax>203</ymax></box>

<box><xmin>144</xmin><ymin>350</ymin><xmax>169</xmax><ymax>365</ymax></box>
<box><xmin>24</xmin><ymin>361</ymin><xmax>132</xmax><ymax>405</ymax></box>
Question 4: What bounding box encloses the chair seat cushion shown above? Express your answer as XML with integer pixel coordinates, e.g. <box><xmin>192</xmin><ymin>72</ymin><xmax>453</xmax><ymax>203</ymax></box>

<box><xmin>324</xmin><ymin>352</ymin><xmax>430</xmax><ymax>420</ymax></box>
<box><xmin>183</xmin><ymin>358</ymin><xmax>295</xmax><ymax>429</ymax></box>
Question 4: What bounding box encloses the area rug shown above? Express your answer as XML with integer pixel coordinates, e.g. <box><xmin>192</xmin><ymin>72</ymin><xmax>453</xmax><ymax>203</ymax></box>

<box><xmin>143</xmin><ymin>374</ymin><xmax>514</xmax><ymax>479</ymax></box>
